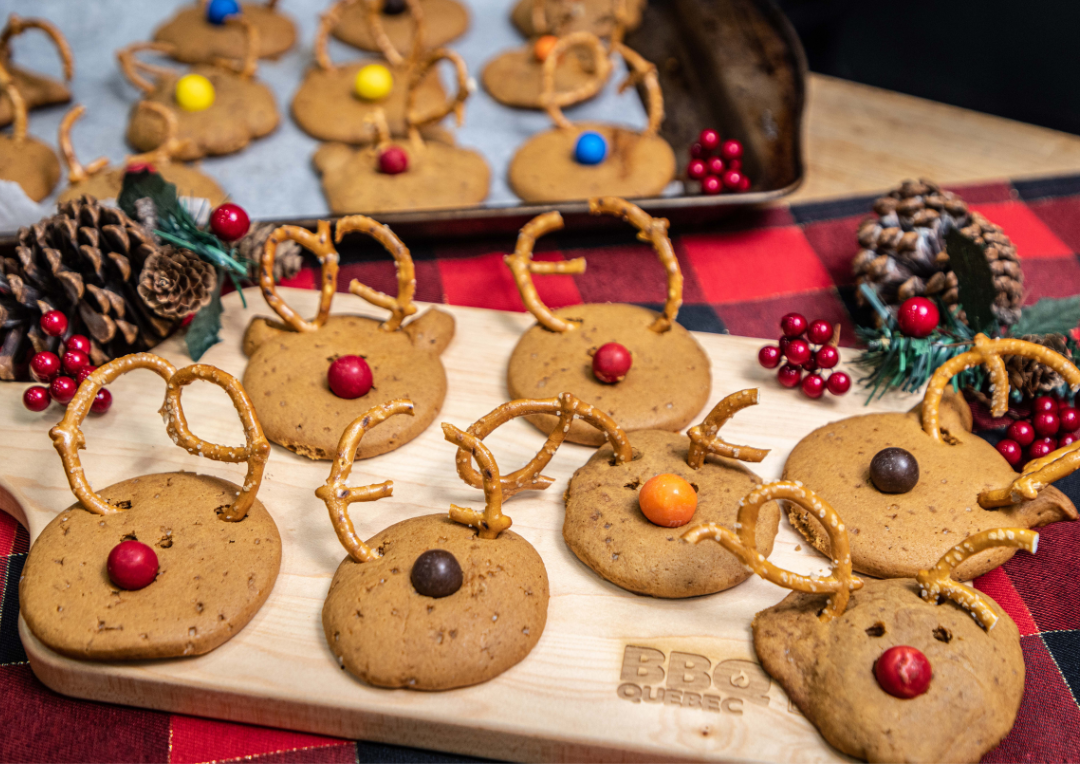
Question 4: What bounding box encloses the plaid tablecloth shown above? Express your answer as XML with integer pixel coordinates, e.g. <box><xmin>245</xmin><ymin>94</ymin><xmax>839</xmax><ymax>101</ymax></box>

<box><xmin>5</xmin><ymin>176</ymin><xmax>1080</xmax><ymax>763</ymax></box>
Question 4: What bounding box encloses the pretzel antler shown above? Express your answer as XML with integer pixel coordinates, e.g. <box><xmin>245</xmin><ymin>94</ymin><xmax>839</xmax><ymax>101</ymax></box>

<box><xmin>916</xmin><ymin>528</ymin><xmax>1038</xmax><ymax>630</ymax></box>
<box><xmin>590</xmin><ymin>197</ymin><xmax>682</xmax><ymax>332</ymax></box>
<box><xmin>58</xmin><ymin>106</ymin><xmax>109</xmax><ymax>183</ymax></box>
<box><xmin>920</xmin><ymin>334</ymin><xmax>1080</xmax><ymax>508</ymax></box>
<box><xmin>505</xmin><ymin>211</ymin><xmax>586</xmax><ymax>333</ymax></box>
<box><xmin>686</xmin><ymin>389</ymin><xmax>770</xmax><ymax>469</ymax></box>
<box><xmin>211</xmin><ymin>17</ymin><xmax>260</xmax><ymax>80</ymax></box>
<box><xmin>540</xmin><ymin>31</ymin><xmax>613</xmax><ymax>128</ymax></box>
<box><xmin>0</xmin><ymin>63</ymin><xmax>27</xmax><ymax>142</ymax></box>
<box><xmin>614</xmin><ymin>43</ymin><xmax>663</xmax><ymax>138</ymax></box>
<box><xmin>117</xmin><ymin>41</ymin><xmax>181</xmax><ymax>94</ymax></box>
<box><xmin>315</xmin><ymin>399</ymin><xmax>415</xmax><ymax>562</ymax></box>
<box><xmin>684</xmin><ymin>481</ymin><xmax>863</xmax><ymax>622</ymax></box>
<box><xmin>1</xmin><ymin>15</ymin><xmax>74</xmax><ymax>82</ymax></box>
<box><xmin>125</xmin><ymin>102</ymin><xmax>195</xmax><ymax>167</ymax></box>
<box><xmin>451</xmin><ymin>393</ymin><xmax>633</xmax><ymax>499</ymax></box>
<box><xmin>49</xmin><ymin>353</ymin><xmax>271</xmax><ymax>522</ymax></box>
<box><xmin>366</xmin><ymin>0</ymin><xmax>426</xmax><ymax>69</ymax></box>
<box><xmin>260</xmin><ymin>220</ymin><xmax>339</xmax><ymax>332</ymax></box>
<box><xmin>442</xmin><ymin>425</ymin><xmax>511</xmax><ymax>539</ymax></box>
<box><xmin>406</xmin><ymin>48</ymin><xmax>471</xmax><ymax>138</ymax></box>
<box><xmin>337</xmin><ymin>215</ymin><xmax>418</xmax><ymax>331</ymax></box>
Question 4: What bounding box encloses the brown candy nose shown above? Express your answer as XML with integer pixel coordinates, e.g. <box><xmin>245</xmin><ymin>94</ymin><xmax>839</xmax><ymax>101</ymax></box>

<box><xmin>870</xmin><ymin>447</ymin><xmax>920</xmax><ymax>493</ymax></box>
<box><xmin>411</xmin><ymin>549</ymin><xmax>463</xmax><ymax>598</ymax></box>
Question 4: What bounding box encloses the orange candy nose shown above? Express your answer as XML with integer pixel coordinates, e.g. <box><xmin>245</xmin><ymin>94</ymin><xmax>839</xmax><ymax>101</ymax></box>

<box><xmin>534</xmin><ymin>35</ymin><xmax>558</xmax><ymax>62</ymax></box>
<box><xmin>639</xmin><ymin>473</ymin><xmax>698</xmax><ymax>527</ymax></box>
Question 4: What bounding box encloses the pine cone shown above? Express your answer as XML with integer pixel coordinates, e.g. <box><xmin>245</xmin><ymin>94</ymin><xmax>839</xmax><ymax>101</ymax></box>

<box><xmin>236</xmin><ymin>222</ymin><xmax>303</xmax><ymax>283</ymax></box>
<box><xmin>138</xmin><ymin>246</ymin><xmax>216</xmax><ymax>320</ymax></box>
<box><xmin>853</xmin><ymin>179</ymin><xmax>1024</xmax><ymax>327</ymax></box>
<box><xmin>0</xmin><ymin>196</ymin><xmax>178</xmax><ymax>380</ymax></box>
<box><xmin>1006</xmin><ymin>333</ymin><xmax>1072</xmax><ymax>399</ymax></box>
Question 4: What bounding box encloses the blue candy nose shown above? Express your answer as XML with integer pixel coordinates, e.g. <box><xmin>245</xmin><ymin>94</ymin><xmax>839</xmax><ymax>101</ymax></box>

<box><xmin>574</xmin><ymin>131</ymin><xmax>608</xmax><ymax>166</ymax></box>
<box><xmin>206</xmin><ymin>0</ymin><xmax>241</xmax><ymax>25</ymax></box>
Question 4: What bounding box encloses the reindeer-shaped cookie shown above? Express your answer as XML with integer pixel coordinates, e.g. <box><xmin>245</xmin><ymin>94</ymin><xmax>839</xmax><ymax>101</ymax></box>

<box><xmin>314</xmin><ymin>48</ymin><xmax>489</xmax><ymax>214</ymax></box>
<box><xmin>118</xmin><ymin>19</ymin><xmax>279</xmax><ymax>160</ymax></box>
<box><xmin>19</xmin><ymin>353</ymin><xmax>280</xmax><ymax>661</ymax></box>
<box><xmin>508</xmin><ymin>36</ymin><xmax>674</xmax><ymax>202</ymax></box>
<box><xmin>785</xmin><ymin>336</ymin><xmax>1079</xmax><ymax>580</ymax></box>
<box><xmin>242</xmin><ymin>217</ymin><xmax>455</xmax><ymax>460</ymax></box>
<box><xmin>684</xmin><ymin>482</ymin><xmax>1032</xmax><ymax>763</ymax></box>
<box><xmin>505</xmin><ymin>197</ymin><xmax>710</xmax><ymax>445</ymax></box>
<box><xmin>482</xmin><ymin>3</ymin><xmax>622</xmax><ymax>109</ymax></box>
<box><xmin>0</xmin><ymin>65</ymin><xmax>59</xmax><ymax>202</ymax></box>
<box><xmin>564</xmin><ymin>389</ymin><xmax>783</xmax><ymax>597</ymax></box>
<box><xmin>333</xmin><ymin>0</ymin><xmax>468</xmax><ymax>56</ymax></box>
<box><xmin>292</xmin><ymin>0</ymin><xmax>450</xmax><ymax>144</ymax></box>
<box><xmin>0</xmin><ymin>15</ymin><xmax>73</xmax><ymax>129</ymax></box>
<box><xmin>57</xmin><ymin>103</ymin><xmax>227</xmax><ymax>206</ymax></box>
<box><xmin>510</xmin><ymin>0</ymin><xmax>645</xmax><ymax>38</ymax></box>
<box><xmin>154</xmin><ymin>0</ymin><xmax>297</xmax><ymax>64</ymax></box>
<box><xmin>318</xmin><ymin>397</ymin><xmax>625</xmax><ymax>689</ymax></box>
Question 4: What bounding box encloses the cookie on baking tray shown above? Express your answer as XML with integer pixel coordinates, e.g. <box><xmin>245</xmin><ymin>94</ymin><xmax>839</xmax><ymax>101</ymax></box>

<box><xmin>0</xmin><ymin>15</ymin><xmax>73</xmax><ymax>128</ymax></box>
<box><xmin>292</xmin><ymin>0</ymin><xmax>449</xmax><ymax>145</ymax></box>
<box><xmin>119</xmin><ymin>19</ymin><xmax>279</xmax><ymax>161</ymax></box>
<box><xmin>319</xmin><ymin>399</ymin><xmax>550</xmax><ymax>690</ymax></box>
<box><xmin>19</xmin><ymin>353</ymin><xmax>280</xmax><ymax>661</ymax></box>
<box><xmin>783</xmin><ymin>336</ymin><xmax>1079</xmax><ymax>580</ymax></box>
<box><xmin>508</xmin><ymin>36</ymin><xmax>674</xmax><ymax>203</ymax></box>
<box><xmin>505</xmin><ymin>197</ymin><xmax>710</xmax><ymax>446</ymax></box>
<box><xmin>153</xmin><ymin>0</ymin><xmax>297</xmax><ymax>63</ymax></box>
<box><xmin>57</xmin><ymin>104</ymin><xmax>227</xmax><ymax>206</ymax></box>
<box><xmin>683</xmin><ymin>482</ymin><xmax>1031</xmax><ymax>763</ymax></box>
<box><xmin>314</xmin><ymin>48</ymin><xmax>489</xmax><ymax>214</ymax></box>
<box><xmin>333</xmin><ymin>0</ymin><xmax>468</xmax><ymax>57</ymax></box>
<box><xmin>242</xmin><ymin>216</ymin><xmax>454</xmax><ymax>460</ymax></box>
<box><xmin>510</xmin><ymin>0</ymin><xmax>645</xmax><ymax>39</ymax></box>
<box><xmin>0</xmin><ymin>66</ymin><xmax>60</xmax><ymax>203</ymax></box>
<box><xmin>564</xmin><ymin>390</ymin><xmax>779</xmax><ymax>597</ymax></box>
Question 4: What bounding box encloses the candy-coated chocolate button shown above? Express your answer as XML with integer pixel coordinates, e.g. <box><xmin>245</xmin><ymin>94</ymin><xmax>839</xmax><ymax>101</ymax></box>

<box><xmin>411</xmin><ymin>549</ymin><xmax>463</xmax><ymax>598</ymax></box>
<box><xmin>869</xmin><ymin>447</ymin><xmax>919</xmax><ymax>493</ymax></box>
<box><xmin>354</xmin><ymin>64</ymin><xmax>394</xmax><ymax>102</ymax></box>
<box><xmin>175</xmin><ymin>74</ymin><xmax>215</xmax><ymax>111</ymax></box>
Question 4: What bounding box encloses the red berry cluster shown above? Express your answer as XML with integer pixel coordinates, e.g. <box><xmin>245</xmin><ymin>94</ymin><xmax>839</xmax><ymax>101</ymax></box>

<box><xmin>759</xmin><ymin>313</ymin><xmax>850</xmax><ymax>399</ymax></box>
<box><xmin>23</xmin><ymin>311</ymin><xmax>112</xmax><ymax>415</ymax></box>
<box><xmin>686</xmin><ymin>130</ymin><xmax>751</xmax><ymax>195</ymax></box>
<box><xmin>996</xmin><ymin>395</ymin><xmax>1079</xmax><ymax>469</ymax></box>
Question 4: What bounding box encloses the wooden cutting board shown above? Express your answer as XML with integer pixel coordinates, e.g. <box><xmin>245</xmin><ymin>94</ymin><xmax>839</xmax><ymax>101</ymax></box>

<box><xmin>4</xmin><ymin>288</ymin><xmax>918</xmax><ymax>762</ymax></box>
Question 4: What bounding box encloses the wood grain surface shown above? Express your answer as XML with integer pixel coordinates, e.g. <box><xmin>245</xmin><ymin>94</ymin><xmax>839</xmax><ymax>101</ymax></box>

<box><xmin>4</xmin><ymin>288</ymin><xmax>920</xmax><ymax>762</ymax></box>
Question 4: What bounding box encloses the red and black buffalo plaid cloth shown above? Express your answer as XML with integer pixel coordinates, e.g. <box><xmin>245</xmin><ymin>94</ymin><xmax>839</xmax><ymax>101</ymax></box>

<box><xmin>6</xmin><ymin>175</ymin><xmax>1080</xmax><ymax>763</ymax></box>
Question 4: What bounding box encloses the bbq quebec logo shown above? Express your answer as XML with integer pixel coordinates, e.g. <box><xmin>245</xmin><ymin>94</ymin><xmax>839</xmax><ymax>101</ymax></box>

<box><xmin>617</xmin><ymin>645</ymin><xmax>772</xmax><ymax>715</ymax></box>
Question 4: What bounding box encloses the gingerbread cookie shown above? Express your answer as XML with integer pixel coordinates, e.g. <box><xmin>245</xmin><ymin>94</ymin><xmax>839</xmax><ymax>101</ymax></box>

<box><xmin>784</xmin><ymin>336</ymin><xmax>1079</xmax><ymax>580</ymax></box>
<box><xmin>153</xmin><ymin>1</ymin><xmax>297</xmax><ymax>63</ymax></box>
<box><xmin>0</xmin><ymin>66</ymin><xmax>59</xmax><ymax>202</ymax></box>
<box><xmin>314</xmin><ymin>49</ymin><xmax>489</xmax><ymax>214</ymax></box>
<box><xmin>482</xmin><ymin>19</ymin><xmax>615</xmax><ymax>109</ymax></box>
<box><xmin>333</xmin><ymin>0</ymin><xmax>468</xmax><ymax>56</ymax></box>
<box><xmin>19</xmin><ymin>353</ymin><xmax>280</xmax><ymax>661</ymax></box>
<box><xmin>319</xmin><ymin>401</ymin><xmax>548</xmax><ymax>690</ymax></box>
<box><xmin>511</xmin><ymin>0</ymin><xmax>645</xmax><ymax>38</ymax></box>
<box><xmin>243</xmin><ymin>217</ymin><xmax>454</xmax><ymax>460</ymax></box>
<box><xmin>506</xmin><ymin>199</ymin><xmax>710</xmax><ymax>446</ymax></box>
<box><xmin>509</xmin><ymin>37</ymin><xmax>673</xmax><ymax>202</ymax></box>
<box><xmin>0</xmin><ymin>15</ymin><xmax>73</xmax><ymax>129</ymax></box>
<box><xmin>564</xmin><ymin>390</ymin><xmax>780</xmax><ymax>597</ymax></box>
<box><xmin>119</xmin><ymin>21</ymin><xmax>278</xmax><ymax>161</ymax></box>
<box><xmin>684</xmin><ymin>483</ymin><xmax>1032</xmax><ymax>763</ymax></box>
<box><xmin>292</xmin><ymin>0</ymin><xmax>448</xmax><ymax>144</ymax></box>
<box><xmin>57</xmin><ymin>104</ymin><xmax>227</xmax><ymax>206</ymax></box>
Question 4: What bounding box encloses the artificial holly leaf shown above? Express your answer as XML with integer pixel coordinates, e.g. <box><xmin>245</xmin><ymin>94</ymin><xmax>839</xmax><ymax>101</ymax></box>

<box><xmin>185</xmin><ymin>273</ymin><xmax>223</xmax><ymax>361</ymax></box>
<box><xmin>117</xmin><ymin>168</ymin><xmax>179</xmax><ymax>221</ymax></box>
<box><xmin>945</xmin><ymin>228</ymin><xmax>998</xmax><ymax>334</ymax></box>
<box><xmin>1009</xmin><ymin>295</ymin><xmax>1080</xmax><ymax>337</ymax></box>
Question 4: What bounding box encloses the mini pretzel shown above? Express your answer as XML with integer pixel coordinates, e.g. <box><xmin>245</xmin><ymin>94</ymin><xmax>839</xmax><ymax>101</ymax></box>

<box><xmin>365</xmin><ymin>0</ymin><xmax>426</xmax><ymax>69</ymax></box>
<box><xmin>504</xmin><ymin>211</ymin><xmax>586</xmax><ymax>333</ymax></box>
<box><xmin>406</xmin><ymin>48</ymin><xmax>471</xmax><ymax>136</ymax></box>
<box><xmin>118</xmin><ymin>19</ymin><xmax>258</xmax><ymax>94</ymax></box>
<box><xmin>916</xmin><ymin>528</ymin><xmax>1038</xmax><ymax>631</ymax></box>
<box><xmin>920</xmin><ymin>334</ymin><xmax>1080</xmax><ymax>507</ymax></box>
<box><xmin>530</xmin><ymin>0</ymin><xmax>628</xmax><ymax>43</ymax></box>
<box><xmin>260</xmin><ymin>217</ymin><xmax>418</xmax><ymax>333</ymax></box>
<box><xmin>315</xmin><ymin>399</ymin><xmax>415</xmax><ymax>562</ymax></box>
<box><xmin>686</xmin><ymin>389</ymin><xmax>770</xmax><ymax>469</ymax></box>
<box><xmin>1</xmin><ymin>15</ymin><xmax>74</xmax><ymax>83</ymax></box>
<box><xmin>539</xmin><ymin>31</ymin><xmax>612</xmax><ymax>123</ymax></box>
<box><xmin>49</xmin><ymin>353</ymin><xmax>271</xmax><ymax>522</ymax></box>
<box><xmin>0</xmin><ymin>63</ymin><xmax>26</xmax><ymax>142</ymax></box>
<box><xmin>683</xmin><ymin>481</ymin><xmax>863</xmax><ymax>622</ymax></box>
<box><xmin>442</xmin><ymin>424</ymin><xmax>511</xmax><ymax>539</ymax></box>
<box><xmin>613</xmin><ymin>43</ymin><xmax>663</xmax><ymax>138</ymax></box>
<box><xmin>451</xmin><ymin>393</ymin><xmax>633</xmax><ymax>499</ymax></box>
<box><xmin>57</xmin><ymin>106</ymin><xmax>108</xmax><ymax>183</ymax></box>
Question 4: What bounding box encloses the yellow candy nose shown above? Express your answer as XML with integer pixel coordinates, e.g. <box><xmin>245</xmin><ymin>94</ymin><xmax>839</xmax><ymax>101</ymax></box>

<box><xmin>175</xmin><ymin>73</ymin><xmax>215</xmax><ymax>112</ymax></box>
<box><xmin>354</xmin><ymin>64</ymin><xmax>393</xmax><ymax>102</ymax></box>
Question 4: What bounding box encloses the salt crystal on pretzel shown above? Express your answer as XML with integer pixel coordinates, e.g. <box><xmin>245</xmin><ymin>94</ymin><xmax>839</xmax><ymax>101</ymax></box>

<box><xmin>50</xmin><ymin>352</ymin><xmax>270</xmax><ymax>522</ymax></box>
